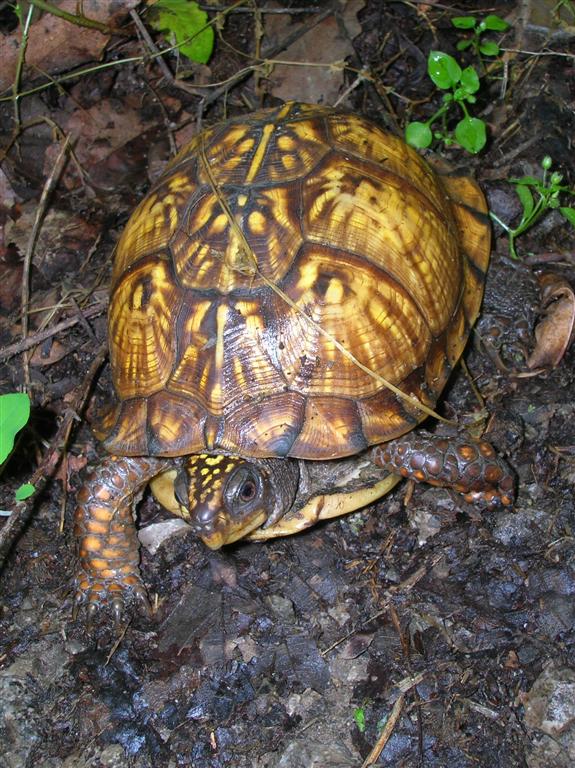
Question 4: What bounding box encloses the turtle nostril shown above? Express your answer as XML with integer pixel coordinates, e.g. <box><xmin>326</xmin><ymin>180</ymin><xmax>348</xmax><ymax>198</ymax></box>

<box><xmin>194</xmin><ymin>505</ymin><xmax>218</xmax><ymax>526</ymax></box>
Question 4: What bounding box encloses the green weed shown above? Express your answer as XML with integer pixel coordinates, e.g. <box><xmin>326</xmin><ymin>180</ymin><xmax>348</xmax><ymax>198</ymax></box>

<box><xmin>490</xmin><ymin>157</ymin><xmax>575</xmax><ymax>259</ymax></box>
<box><xmin>405</xmin><ymin>51</ymin><xmax>486</xmax><ymax>154</ymax></box>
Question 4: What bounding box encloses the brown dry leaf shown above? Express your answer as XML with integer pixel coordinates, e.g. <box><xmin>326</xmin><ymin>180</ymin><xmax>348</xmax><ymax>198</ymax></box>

<box><xmin>265</xmin><ymin>0</ymin><xmax>365</xmax><ymax>105</ymax></box>
<box><xmin>0</xmin><ymin>0</ymin><xmax>137</xmax><ymax>93</ymax></box>
<box><xmin>43</xmin><ymin>100</ymin><xmax>163</xmax><ymax>189</ymax></box>
<box><xmin>0</xmin><ymin>171</ymin><xmax>22</xmax><ymax>316</ymax></box>
<box><xmin>29</xmin><ymin>339</ymin><xmax>68</xmax><ymax>367</ymax></box>
<box><xmin>527</xmin><ymin>272</ymin><xmax>575</xmax><ymax>369</ymax></box>
<box><xmin>5</xmin><ymin>206</ymin><xmax>99</xmax><ymax>284</ymax></box>
<box><xmin>55</xmin><ymin>453</ymin><xmax>88</xmax><ymax>491</ymax></box>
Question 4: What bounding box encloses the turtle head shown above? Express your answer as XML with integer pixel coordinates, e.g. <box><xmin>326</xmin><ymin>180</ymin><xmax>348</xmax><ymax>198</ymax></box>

<box><xmin>175</xmin><ymin>455</ymin><xmax>300</xmax><ymax>550</ymax></box>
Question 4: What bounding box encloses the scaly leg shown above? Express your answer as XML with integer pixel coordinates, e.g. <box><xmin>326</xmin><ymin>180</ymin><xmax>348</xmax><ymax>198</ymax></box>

<box><xmin>73</xmin><ymin>454</ymin><xmax>173</xmax><ymax>625</ymax></box>
<box><xmin>372</xmin><ymin>432</ymin><xmax>515</xmax><ymax>508</ymax></box>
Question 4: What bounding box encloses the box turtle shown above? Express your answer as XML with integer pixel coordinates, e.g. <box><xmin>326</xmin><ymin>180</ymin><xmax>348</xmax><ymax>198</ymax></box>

<box><xmin>74</xmin><ymin>102</ymin><xmax>514</xmax><ymax>623</ymax></box>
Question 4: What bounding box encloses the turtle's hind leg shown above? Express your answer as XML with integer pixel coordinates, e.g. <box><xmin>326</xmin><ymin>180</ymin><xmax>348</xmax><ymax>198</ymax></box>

<box><xmin>372</xmin><ymin>433</ymin><xmax>515</xmax><ymax>508</ymax></box>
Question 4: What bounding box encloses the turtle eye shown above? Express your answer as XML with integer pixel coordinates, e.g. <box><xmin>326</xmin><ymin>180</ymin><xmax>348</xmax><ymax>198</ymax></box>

<box><xmin>239</xmin><ymin>478</ymin><xmax>257</xmax><ymax>503</ymax></box>
<box><xmin>225</xmin><ymin>465</ymin><xmax>264</xmax><ymax>513</ymax></box>
<box><xmin>174</xmin><ymin>469</ymin><xmax>189</xmax><ymax>508</ymax></box>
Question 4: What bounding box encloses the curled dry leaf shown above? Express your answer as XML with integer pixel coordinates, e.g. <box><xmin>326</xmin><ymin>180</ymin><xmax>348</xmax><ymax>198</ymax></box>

<box><xmin>527</xmin><ymin>272</ymin><xmax>575</xmax><ymax>369</ymax></box>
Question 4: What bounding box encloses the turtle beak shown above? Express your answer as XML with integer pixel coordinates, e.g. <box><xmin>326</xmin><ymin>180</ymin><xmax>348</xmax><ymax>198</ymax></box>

<box><xmin>191</xmin><ymin>503</ymin><xmax>268</xmax><ymax>550</ymax></box>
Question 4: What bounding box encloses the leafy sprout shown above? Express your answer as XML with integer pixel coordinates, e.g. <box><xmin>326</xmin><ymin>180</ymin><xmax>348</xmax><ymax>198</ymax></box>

<box><xmin>490</xmin><ymin>156</ymin><xmax>575</xmax><ymax>259</ymax></box>
<box><xmin>452</xmin><ymin>14</ymin><xmax>510</xmax><ymax>58</ymax></box>
<box><xmin>353</xmin><ymin>706</ymin><xmax>366</xmax><ymax>733</ymax></box>
<box><xmin>405</xmin><ymin>51</ymin><xmax>486</xmax><ymax>154</ymax></box>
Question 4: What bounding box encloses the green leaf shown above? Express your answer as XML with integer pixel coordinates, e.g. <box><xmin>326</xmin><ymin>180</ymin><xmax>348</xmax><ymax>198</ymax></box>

<box><xmin>482</xmin><ymin>14</ymin><xmax>510</xmax><ymax>31</ymax></box>
<box><xmin>428</xmin><ymin>51</ymin><xmax>461</xmax><ymax>89</ymax></box>
<box><xmin>452</xmin><ymin>16</ymin><xmax>477</xmax><ymax>29</ymax></box>
<box><xmin>560</xmin><ymin>207</ymin><xmax>575</xmax><ymax>226</ymax></box>
<box><xmin>15</xmin><ymin>483</ymin><xmax>35</xmax><ymax>501</ymax></box>
<box><xmin>149</xmin><ymin>0</ymin><xmax>214</xmax><ymax>65</ymax></box>
<box><xmin>459</xmin><ymin>66</ymin><xmax>480</xmax><ymax>93</ymax></box>
<box><xmin>456</xmin><ymin>39</ymin><xmax>473</xmax><ymax>51</ymax></box>
<box><xmin>510</xmin><ymin>176</ymin><xmax>541</xmax><ymax>186</ymax></box>
<box><xmin>479</xmin><ymin>40</ymin><xmax>500</xmax><ymax>56</ymax></box>
<box><xmin>515</xmin><ymin>184</ymin><xmax>534</xmax><ymax>221</ymax></box>
<box><xmin>0</xmin><ymin>393</ymin><xmax>30</xmax><ymax>465</ymax></box>
<box><xmin>353</xmin><ymin>707</ymin><xmax>366</xmax><ymax>733</ymax></box>
<box><xmin>454</xmin><ymin>117</ymin><xmax>486</xmax><ymax>153</ymax></box>
<box><xmin>405</xmin><ymin>121</ymin><xmax>433</xmax><ymax>149</ymax></box>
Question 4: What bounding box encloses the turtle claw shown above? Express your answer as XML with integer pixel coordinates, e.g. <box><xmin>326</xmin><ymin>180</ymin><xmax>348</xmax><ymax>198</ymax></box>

<box><xmin>134</xmin><ymin>588</ymin><xmax>153</xmax><ymax>619</ymax></box>
<box><xmin>72</xmin><ymin>574</ymin><xmax>153</xmax><ymax>630</ymax></box>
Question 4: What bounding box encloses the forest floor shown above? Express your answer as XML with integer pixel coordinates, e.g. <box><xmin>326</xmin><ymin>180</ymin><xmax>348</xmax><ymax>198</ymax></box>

<box><xmin>1</xmin><ymin>1</ymin><xmax>575</xmax><ymax>766</ymax></box>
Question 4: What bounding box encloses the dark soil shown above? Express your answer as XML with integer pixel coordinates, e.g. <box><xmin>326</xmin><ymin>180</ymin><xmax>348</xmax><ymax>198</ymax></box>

<box><xmin>1</xmin><ymin>1</ymin><xmax>575</xmax><ymax>767</ymax></box>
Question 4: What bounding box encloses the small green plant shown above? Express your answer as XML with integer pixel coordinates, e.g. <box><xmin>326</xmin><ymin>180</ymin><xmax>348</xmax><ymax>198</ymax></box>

<box><xmin>490</xmin><ymin>156</ymin><xmax>575</xmax><ymax>259</ymax></box>
<box><xmin>553</xmin><ymin>0</ymin><xmax>575</xmax><ymax>22</ymax></box>
<box><xmin>405</xmin><ymin>51</ymin><xmax>486</xmax><ymax>154</ymax></box>
<box><xmin>353</xmin><ymin>706</ymin><xmax>366</xmax><ymax>733</ymax></box>
<box><xmin>149</xmin><ymin>0</ymin><xmax>214</xmax><ymax>65</ymax></box>
<box><xmin>0</xmin><ymin>392</ymin><xmax>35</xmax><ymax>502</ymax></box>
<box><xmin>452</xmin><ymin>14</ymin><xmax>510</xmax><ymax>58</ymax></box>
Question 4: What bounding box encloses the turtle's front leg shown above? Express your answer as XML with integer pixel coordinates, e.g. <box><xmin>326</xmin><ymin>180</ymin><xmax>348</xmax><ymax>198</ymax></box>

<box><xmin>73</xmin><ymin>455</ymin><xmax>173</xmax><ymax>625</ymax></box>
<box><xmin>372</xmin><ymin>432</ymin><xmax>515</xmax><ymax>508</ymax></box>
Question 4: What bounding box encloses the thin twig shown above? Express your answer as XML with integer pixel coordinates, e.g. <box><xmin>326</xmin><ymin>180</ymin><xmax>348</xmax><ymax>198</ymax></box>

<box><xmin>0</xmin><ymin>300</ymin><xmax>108</xmax><ymax>362</ymax></box>
<box><xmin>13</xmin><ymin>4</ymin><xmax>35</xmax><ymax>130</ymax></box>
<box><xmin>129</xmin><ymin>8</ymin><xmax>174</xmax><ymax>83</ymax></box>
<box><xmin>0</xmin><ymin>345</ymin><xmax>107</xmax><ymax>568</ymax></box>
<box><xmin>197</xmin><ymin>2</ymin><xmax>337</xmax><ymax>114</ymax></box>
<box><xmin>20</xmin><ymin>137</ymin><xmax>71</xmax><ymax>390</ymax></box>
<box><xmin>105</xmin><ymin>620</ymin><xmax>131</xmax><ymax>664</ymax></box>
<box><xmin>199</xmin><ymin>4</ymin><xmax>323</xmax><ymax>12</ymax></box>
<box><xmin>361</xmin><ymin>694</ymin><xmax>406</xmax><ymax>767</ymax></box>
<box><xmin>29</xmin><ymin>0</ymin><xmax>130</xmax><ymax>37</ymax></box>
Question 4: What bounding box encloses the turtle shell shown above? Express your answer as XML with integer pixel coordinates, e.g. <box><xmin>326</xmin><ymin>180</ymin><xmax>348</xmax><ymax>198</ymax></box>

<box><xmin>99</xmin><ymin>102</ymin><xmax>490</xmax><ymax>460</ymax></box>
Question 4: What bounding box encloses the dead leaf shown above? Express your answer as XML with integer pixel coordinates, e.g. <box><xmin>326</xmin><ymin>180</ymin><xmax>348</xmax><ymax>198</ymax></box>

<box><xmin>265</xmin><ymin>0</ymin><xmax>365</xmax><ymax>105</ymax></box>
<box><xmin>0</xmin><ymin>0</ymin><xmax>137</xmax><ymax>93</ymax></box>
<box><xmin>55</xmin><ymin>453</ymin><xmax>88</xmax><ymax>491</ymax></box>
<box><xmin>527</xmin><ymin>272</ymin><xmax>575</xmax><ymax>369</ymax></box>
<box><xmin>30</xmin><ymin>339</ymin><xmax>69</xmax><ymax>367</ymax></box>
<box><xmin>43</xmin><ymin>102</ymin><xmax>165</xmax><ymax>190</ymax></box>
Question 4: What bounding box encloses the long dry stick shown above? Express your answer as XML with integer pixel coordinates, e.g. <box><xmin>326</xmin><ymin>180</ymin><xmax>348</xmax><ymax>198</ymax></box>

<box><xmin>361</xmin><ymin>694</ymin><xmax>406</xmax><ymax>767</ymax></box>
<box><xmin>20</xmin><ymin>137</ymin><xmax>71</xmax><ymax>390</ymax></box>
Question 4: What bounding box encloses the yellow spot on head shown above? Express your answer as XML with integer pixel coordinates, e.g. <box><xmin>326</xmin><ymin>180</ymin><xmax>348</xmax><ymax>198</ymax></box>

<box><xmin>205</xmin><ymin>455</ymin><xmax>225</xmax><ymax>466</ymax></box>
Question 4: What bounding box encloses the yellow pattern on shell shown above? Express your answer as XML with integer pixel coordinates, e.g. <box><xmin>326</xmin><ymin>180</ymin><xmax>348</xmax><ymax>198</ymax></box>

<box><xmin>104</xmin><ymin>103</ymin><xmax>490</xmax><ymax>460</ymax></box>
